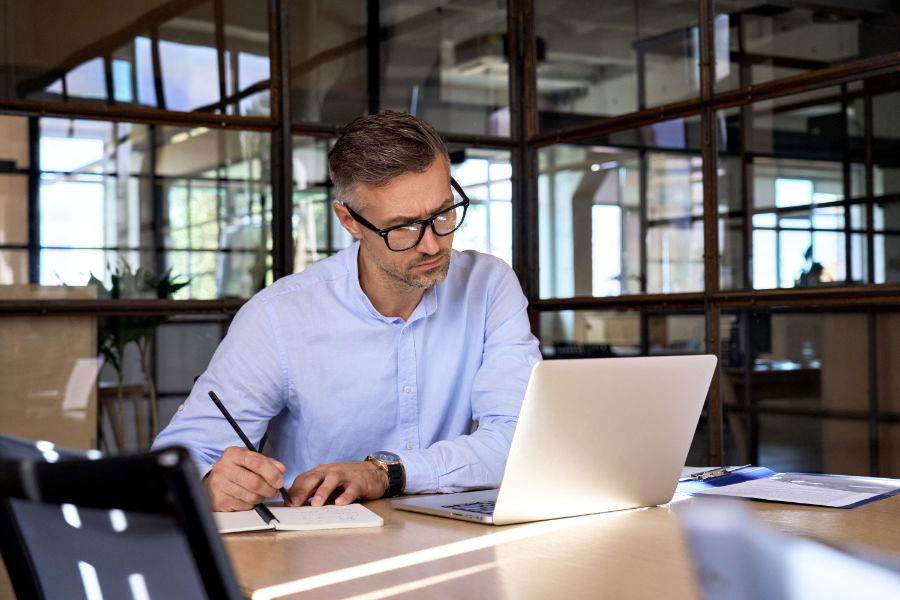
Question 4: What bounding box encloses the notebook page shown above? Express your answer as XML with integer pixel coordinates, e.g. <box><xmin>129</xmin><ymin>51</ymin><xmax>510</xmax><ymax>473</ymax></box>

<box><xmin>214</xmin><ymin>510</ymin><xmax>273</xmax><ymax>534</ymax></box>
<box><xmin>269</xmin><ymin>504</ymin><xmax>384</xmax><ymax>531</ymax></box>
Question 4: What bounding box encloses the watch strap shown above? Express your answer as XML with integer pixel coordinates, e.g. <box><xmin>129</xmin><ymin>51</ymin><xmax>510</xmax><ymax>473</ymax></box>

<box><xmin>367</xmin><ymin>455</ymin><xmax>405</xmax><ymax>498</ymax></box>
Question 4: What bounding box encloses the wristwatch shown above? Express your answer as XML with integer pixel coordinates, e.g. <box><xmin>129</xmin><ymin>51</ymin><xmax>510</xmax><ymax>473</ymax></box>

<box><xmin>366</xmin><ymin>451</ymin><xmax>405</xmax><ymax>498</ymax></box>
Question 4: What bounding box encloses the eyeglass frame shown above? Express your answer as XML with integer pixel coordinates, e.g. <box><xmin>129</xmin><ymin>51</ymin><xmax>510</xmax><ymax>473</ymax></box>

<box><xmin>341</xmin><ymin>177</ymin><xmax>471</xmax><ymax>252</ymax></box>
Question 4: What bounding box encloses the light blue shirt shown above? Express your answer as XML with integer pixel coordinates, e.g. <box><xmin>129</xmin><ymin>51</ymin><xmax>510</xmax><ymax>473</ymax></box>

<box><xmin>153</xmin><ymin>242</ymin><xmax>541</xmax><ymax>494</ymax></box>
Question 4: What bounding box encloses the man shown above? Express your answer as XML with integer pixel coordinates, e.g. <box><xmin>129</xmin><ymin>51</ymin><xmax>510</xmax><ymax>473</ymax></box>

<box><xmin>153</xmin><ymin>111</ymin><xmax>541</xmax><ymax>511</ymax></box>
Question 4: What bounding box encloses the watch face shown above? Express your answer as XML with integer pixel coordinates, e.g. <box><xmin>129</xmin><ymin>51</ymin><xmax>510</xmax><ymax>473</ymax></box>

<box><xmin>373</xmin><ymin>451</ymin><xmax>400</xmax><ymax>464</ymax></box>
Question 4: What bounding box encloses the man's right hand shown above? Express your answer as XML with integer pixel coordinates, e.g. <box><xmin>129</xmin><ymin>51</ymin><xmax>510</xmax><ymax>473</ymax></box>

<box><xmin>204</xmin><ymin>446</ymin><xmax>287</xmax><ymax>511</ymax></box>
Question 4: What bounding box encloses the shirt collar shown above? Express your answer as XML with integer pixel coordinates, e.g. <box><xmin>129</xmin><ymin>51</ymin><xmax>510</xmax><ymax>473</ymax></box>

<box><xmin>344</xmin><ymin>241</ymin><xmax>441</xmax><ymax>324</ymax></box>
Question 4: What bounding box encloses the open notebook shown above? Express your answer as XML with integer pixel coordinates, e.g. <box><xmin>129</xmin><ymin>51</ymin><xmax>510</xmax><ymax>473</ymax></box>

<box><xmin>214</xmin><ymin>504</ymin><xmax>384</xmax><ymax>534</ymax></box>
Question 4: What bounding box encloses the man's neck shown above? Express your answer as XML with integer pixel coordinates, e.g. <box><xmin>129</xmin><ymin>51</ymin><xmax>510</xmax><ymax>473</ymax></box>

<box><xmin>357</xmin><ymin>252</ymin><xmax>425</xmax><ymax>321</ymax></box>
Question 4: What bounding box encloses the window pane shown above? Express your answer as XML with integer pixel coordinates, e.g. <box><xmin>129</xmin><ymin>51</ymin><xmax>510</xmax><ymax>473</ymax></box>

<box><xmin>34</xmin><ymin>118</ymin><xmax>271</xmax><ymax>298</ymax></box>
<box><xmin>536</xmin><ymin>0</ymin><xmax>701</xmax><ymax>130</ymax></box>
<box><xmin>288</xmin><ymin>0</ymin><xmax>509</xmax><ymax>134</ymax></box>
<box><xmin>0</xmin><ymin>1</ymin><xmax>270</xmax><ymax>116</ymax></box>
<box><xmin>647</xmin><ymin>313</ymin><xmax>706</xmax><ymax>355</ymax></box>
<box><xmin>381</xmin><ymin>1</ymin><xmax>508</xmax><ymax>135</ymax></box>
<box><xmin>289</xmin><ymin>1</ymin><xmax>367</xmax><ymax>125</ymax></box>
<box><xmin>754</xmin><ymin>414</ymin><xmax>871</xmax><ymax>475</ymax></box>
<box><xmin>537</xmin><ymin>309</ymin><xmax>704</xmax><ymax>358</ymax></box>
<box><xmin>292</xmin><ymin>136</ymin><xmax>352</xmax><ymax>272</ymax></box>
<box><xmin>721</xmin><ymin>312</ymin><xmax>876</xmax><ymax>471</ymax></box>
<box><xmin>716</xmin><ymin>88</ymin><xmax>872</xmax><ymax>289</ymax></box>
<box><xmin>538</xmin><ymin>310</ymin><xmax>640</xmax><ymax>358</ymax></box>
<box><xmin>871</xmin><ymin>89</ymin><xmax>900</xmax><ymax>283</ymax></box>
<box><xmin>154</xmin><ymin>317</ymin><xmax>227</xmax><ymax>395</ymax></box>
<box><xmin>450</xmin><ymin>148</ymin><xmax>512</xmax><ymax>265</ymax></box>
<box><xmin>713</xmin><ymin>2</ymin><xmax>899</xmax><ymax>92</ymax></box>
<box><xmin>538</xmin><ymin>118</ymin><xmax>703</xmax><ymax>299</ymax></box>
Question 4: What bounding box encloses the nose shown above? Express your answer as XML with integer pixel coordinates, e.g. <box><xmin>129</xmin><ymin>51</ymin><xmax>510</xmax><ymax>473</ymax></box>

<box><xmin>417</xmin><ymin>224</ymin><xmax>441</xmax><ymax>255</ymax></box>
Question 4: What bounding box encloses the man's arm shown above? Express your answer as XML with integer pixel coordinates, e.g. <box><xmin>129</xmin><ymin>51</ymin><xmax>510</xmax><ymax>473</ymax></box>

<box><xmin>397</xmin><ymin>265</ymin><xmax>541</xmax><ymax>494</ymax></box>
<box><xmin>153</xmin><ymin>298</ymin><xmax>288</xmax><ymax>508</ymax></box>
<box><xmin>285</xmin><ymin>264</ymin><xmax>539</xmax><ymax>504</ymax></box>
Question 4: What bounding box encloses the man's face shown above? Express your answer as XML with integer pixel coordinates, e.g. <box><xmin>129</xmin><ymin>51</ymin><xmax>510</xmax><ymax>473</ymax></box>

<box><xmin>337</xmin><ymin>157</ymin><xmax>456</xmax><ymax>290</ymax></box>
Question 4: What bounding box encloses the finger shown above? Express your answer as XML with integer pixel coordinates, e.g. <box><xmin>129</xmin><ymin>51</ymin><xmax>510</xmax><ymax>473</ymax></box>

<box><xmin>334</xmin><ymin>483</ymin><xmax>361</xmax><ymax>506</ymax></box>
<box><xmin>234</xmin><ymin>466</ymin><xmax>279</xmax><ymax>499</ymax></box>
<box><xmin>222</xmin><ymin>476</ymin><xmax>266</xmax><ymax>506</ymax></box>
<box><xmin>288</xmin><ymin>471</ymin><xmax>326</xmax><ymax>506</ymax></box>
<box><xmin>310</xmin><ymin>472</ymin><xmax>343</xmax><ymax>507</ymax></box>
<box><xmin>208</xmin><ymin>477</ymin><xmax>259</xmax><ymax>511</ymax></box>
<box><xmin>222</xmin><ymin>489</ymin><xmax>257</xmax><ymax>512</ymax></box>
<box><xmin>238</xmin><ymin>452</ymin><xmax>285</xmax><ymax>490</ymax></box>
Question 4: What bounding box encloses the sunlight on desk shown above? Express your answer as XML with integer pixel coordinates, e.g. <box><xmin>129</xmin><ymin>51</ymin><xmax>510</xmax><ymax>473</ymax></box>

<box><xmin>245</xmin><ymin>507</ymin><xmax>647</xmax><ymax>600</ymax></box>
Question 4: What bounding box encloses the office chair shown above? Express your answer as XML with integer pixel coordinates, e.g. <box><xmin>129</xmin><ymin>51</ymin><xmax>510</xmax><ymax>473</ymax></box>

<box><xmin>0</xmin><ymin>435</ymin><xmax>242</xmax><ymax>600</ymax></box>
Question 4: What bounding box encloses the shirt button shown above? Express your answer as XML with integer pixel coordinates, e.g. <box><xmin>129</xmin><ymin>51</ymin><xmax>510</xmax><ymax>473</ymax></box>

<box><xmin>406</xmin><ymin>442</ymin><xmax>414</xmax><ymax>450</ymax></box>
<box><xmin>403</xmin><ymin>385</ymin><xmax>413</xmax><ymax>393</ymax></box>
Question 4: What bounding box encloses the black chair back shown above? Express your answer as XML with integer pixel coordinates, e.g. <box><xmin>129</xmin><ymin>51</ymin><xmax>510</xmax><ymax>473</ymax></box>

<box><xmin>0</xmin><ymin>436</ymin><xmax>242</xmax><ymax>600</ymax></box>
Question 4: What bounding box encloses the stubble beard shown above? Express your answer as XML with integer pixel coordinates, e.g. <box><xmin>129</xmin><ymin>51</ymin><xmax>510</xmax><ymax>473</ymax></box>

<box><xmin>377</xmin><ymin>250</ymin><xmax>451</xmax><ymax>290</ymax></box>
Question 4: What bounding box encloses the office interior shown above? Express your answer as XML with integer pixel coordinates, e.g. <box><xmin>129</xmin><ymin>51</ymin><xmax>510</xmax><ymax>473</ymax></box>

<box><xmin>1</xmin><ymin>0</ymin><xmax>899</xmax><ymax>498</ymax></box>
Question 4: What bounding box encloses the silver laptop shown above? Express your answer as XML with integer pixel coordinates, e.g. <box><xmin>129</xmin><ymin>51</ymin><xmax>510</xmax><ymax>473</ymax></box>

<box><xmin>393</xmin><ymin>355</ymin><xmax>717</xmax><ymax>526</ymax></box>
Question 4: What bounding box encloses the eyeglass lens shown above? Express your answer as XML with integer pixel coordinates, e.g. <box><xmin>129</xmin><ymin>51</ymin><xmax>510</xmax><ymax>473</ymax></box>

<box><xmin>386</xmin><ymin>203</ymin><xmax>466</xmax><ymax>251</ymax></box>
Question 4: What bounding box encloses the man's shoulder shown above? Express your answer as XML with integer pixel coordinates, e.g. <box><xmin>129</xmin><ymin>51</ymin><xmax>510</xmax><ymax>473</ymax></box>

<box><xmin>444</xmin><ymin>250</ymin><xmax>520</xmax><ymax>302</ymax></box>
<box><xmin>449</xmin><ymin>249</ymin><xmax>513</xmax><ymax>279</ymax></box>
<box><xmin>254</xmin><ymin>248</ymin><xmax>353</xmax><ymax>304</ymax></box>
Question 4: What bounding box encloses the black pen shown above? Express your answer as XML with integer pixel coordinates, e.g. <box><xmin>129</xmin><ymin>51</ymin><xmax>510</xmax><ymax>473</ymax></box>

<box><xmin>207</xmin><ymin>390</ymin><xmax>292</xmax><ymax>504</ymax></box>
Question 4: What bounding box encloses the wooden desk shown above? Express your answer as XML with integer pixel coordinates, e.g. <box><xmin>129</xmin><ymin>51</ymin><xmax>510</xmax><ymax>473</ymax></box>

<box><xmin>224</xmin><ymin>495</ymin><xmax>900</xmax><ymax>600</ymax></box>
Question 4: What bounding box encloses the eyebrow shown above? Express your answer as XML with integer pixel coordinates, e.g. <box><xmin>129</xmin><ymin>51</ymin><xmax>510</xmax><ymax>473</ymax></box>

<box><xmin>383</xmin><ymin>195</ymin><xmax>455</xmax><ymax>227</ymax></box>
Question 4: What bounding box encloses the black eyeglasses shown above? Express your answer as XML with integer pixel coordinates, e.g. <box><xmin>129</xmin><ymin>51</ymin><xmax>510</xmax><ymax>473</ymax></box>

<box><xmin>343</xmin><ymin>178</ymin><xmax>470</xmax><ymax>252</ymax></box>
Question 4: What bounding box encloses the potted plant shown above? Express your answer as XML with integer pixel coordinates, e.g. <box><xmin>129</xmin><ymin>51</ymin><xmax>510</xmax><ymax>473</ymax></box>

<box><xmin>91</xmin><ymin>262</ymin><xmax>189</xmax><ymax>451</ymax></box>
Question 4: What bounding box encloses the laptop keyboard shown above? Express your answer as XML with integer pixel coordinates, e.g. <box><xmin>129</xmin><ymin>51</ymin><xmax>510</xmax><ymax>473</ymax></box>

<box><xmin>441</xmin><ymin>500</ymin><xmax>496</xmax><ymax>515</ymax></box>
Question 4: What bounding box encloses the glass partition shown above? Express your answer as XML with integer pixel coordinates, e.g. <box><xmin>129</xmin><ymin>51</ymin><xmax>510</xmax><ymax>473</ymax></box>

<box><xmin>538</xmin><ymin>117</ymin><xmax>703</xmax><ymax>299</ymax></box>
<box><xmin>289</xmin><ymin>0</ymin><xmax>509</xmax><ymax>135</ymax></box>
<box><xmin>713</xmin><ymin>1</ymin><xmax>900</xmax><ymax>92</ymax></box>
<box><xmin>717</xmin><ymin>82</ymin><xmax>900</xmax><ymax>290</ymax></box>
<box><xmin>536</xmin><ymin>0</ymin><xmax>701</xmax><ymax>130</ymax></box>
<box><xmin>0</xmin><ymin>0</ymin><xmax>270</xmax><ymax>116</ymax></box>
<box><xmin>34</xmin><ymin>118</ymin><xmax>272</xmax><ymax>298</ymax></box>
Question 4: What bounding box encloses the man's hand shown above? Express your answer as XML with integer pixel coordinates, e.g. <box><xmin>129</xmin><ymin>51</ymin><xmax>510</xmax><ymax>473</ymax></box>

<box><xmin>287</xmin><ymin>461</ymin><xmax>388</xmax><ymax>507</ymax></box>
<box><xmin>204</xmin><ymin>446</ymin><xmax>287</xmax><ymax>511</ymax></box>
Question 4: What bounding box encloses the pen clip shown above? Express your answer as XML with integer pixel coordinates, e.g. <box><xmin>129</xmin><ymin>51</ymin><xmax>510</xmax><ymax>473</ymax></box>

<box><xmin>691</xmin><ymin>464</ymin><xmax>751</xmax><ymax>481</ymax></box>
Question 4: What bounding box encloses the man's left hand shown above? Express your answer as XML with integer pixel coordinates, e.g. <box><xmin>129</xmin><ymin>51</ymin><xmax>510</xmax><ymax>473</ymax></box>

<box><xmin>287</xmin><ymin>461</ymin><xmax>388</xmax><ymax>506</ymax></box>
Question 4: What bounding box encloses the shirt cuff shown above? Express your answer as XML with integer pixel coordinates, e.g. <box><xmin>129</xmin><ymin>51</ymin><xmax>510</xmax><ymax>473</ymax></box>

<box><xmin>195</xmin><ymin>461</ymin><xmax>213</xmax><ymax>480</ymax></box>
<box><xmin>394</xmin><ymin>448</ymin><xmax>439</xmax><ymax>494</ymax></box>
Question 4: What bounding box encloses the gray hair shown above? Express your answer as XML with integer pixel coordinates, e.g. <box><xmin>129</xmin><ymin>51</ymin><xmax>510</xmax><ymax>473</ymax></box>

<box><xmin>328</xmin><ymin>111</ymin><xmax>449</xmax><ymax>209</ymax></box>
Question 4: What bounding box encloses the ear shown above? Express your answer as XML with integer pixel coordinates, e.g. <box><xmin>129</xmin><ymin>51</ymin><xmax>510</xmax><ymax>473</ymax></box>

<box><xmin>333</xmin><ymin>202</ymin><xmax>363</xmax><ymax>240</ymax></box>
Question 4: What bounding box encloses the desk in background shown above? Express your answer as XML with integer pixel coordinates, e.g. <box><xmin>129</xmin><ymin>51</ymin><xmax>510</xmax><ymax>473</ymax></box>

<box><xmin>225</xmin><ymin>494</ymin><xmax>900</xmax><ymax>600</ymax></box>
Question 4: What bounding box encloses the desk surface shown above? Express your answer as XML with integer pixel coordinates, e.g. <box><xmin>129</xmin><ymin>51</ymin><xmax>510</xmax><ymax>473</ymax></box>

<box><xmin>225</xmin><ymin>494</ymin><xmax>900</xmax><ymax>600</ymax></box>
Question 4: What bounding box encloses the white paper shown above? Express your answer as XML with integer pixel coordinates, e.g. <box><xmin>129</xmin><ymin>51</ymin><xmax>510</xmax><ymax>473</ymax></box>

<box><xmin>214</xmin><ymin>510</ymin><xmax>274</xmax><ymax>534</ymax></box>
<box><xmin>215</xmin><ymin>504</ymin><xmax>384</xmax><ymax>534</ymax></box>
<box><xmin>269</xmin><ymin>504</ymin><xmax>384</xmax><ymax>531</ymax></box>
<box><xmin>694</xmin><ymin>478</ymin><xmax>880</xmax><ymax>507</ymax></box>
